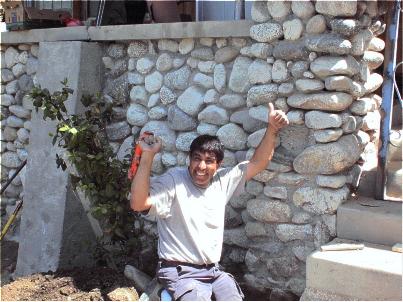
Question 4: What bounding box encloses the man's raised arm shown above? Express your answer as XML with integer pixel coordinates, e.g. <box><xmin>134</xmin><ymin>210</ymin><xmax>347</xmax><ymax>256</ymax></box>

<box><xmin>130</xmin><ymin>138</ymin><xmax>162</xmax><ymax>212</ymax></box>
<box><xmin>246</xmin><ymin>103</ymin><xmax>289</xmax><ymax>181</ymax></box>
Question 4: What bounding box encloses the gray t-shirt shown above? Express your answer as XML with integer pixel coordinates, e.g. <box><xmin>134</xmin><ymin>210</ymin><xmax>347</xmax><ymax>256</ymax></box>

<box><xmin>147</xmin><ymin>161</ymin><xmax>248</xmax><ymax>265</ymax></box>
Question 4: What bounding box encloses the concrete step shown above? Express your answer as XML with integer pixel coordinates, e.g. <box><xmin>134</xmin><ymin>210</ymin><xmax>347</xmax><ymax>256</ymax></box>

<box><xmin>301</xmin><ymin>238</ymin><xmax>402</xmax><ymax>301</ymax></box>
<box><xmin>337</xmin><ymin>197</ymin><xmax>402</xmax><ymax>246</ymax></box>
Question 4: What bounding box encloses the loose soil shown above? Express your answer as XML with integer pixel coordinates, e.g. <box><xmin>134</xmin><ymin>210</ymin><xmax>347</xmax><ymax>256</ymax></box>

<box><xmin>1</xmin><ymin>240</ymin><xmax>139</xmax><ymax>301</ymax></box>
<box><xmin>0</xmin><ymin>266</ymin><xmax>139</xmax><ymax>301</ymax></box>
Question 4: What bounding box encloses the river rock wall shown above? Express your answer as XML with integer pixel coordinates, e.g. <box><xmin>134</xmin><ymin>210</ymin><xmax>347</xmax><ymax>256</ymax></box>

<box><xmin>1</xmin><ymin>44</ymin><xmax>38</xmax><ymax>240</ymax></box>
<box><xmin>0</xmin><ymin>0</ymin><xmax>386</xmax><ymax>298</ymax></box>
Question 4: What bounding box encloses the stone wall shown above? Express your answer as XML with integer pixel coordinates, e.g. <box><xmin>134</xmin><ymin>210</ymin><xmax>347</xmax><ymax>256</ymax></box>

<box><xmin>0</xmin><ymin>0</ymin><xmax>386</xmax><ymax>298</ymax></box>
<box><xmin>1</xmin><ymin>44</ymin><xmax>38</xmax><ymax>239</ymax></box>
<box><xmin>98</xmin><ymin>1</ymin><xmax>385</xmax><ymax>298</ymax></box>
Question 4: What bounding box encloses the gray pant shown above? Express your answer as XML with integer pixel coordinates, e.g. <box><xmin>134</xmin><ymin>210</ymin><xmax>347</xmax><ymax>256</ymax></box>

<box><xmin>157</xmin><ymin>261</ymin><xmax>244</xmax><ymax>301</ymax></box>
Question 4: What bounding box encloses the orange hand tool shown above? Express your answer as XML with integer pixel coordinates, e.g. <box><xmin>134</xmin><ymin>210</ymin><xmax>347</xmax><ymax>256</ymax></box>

<box><xmin>128</xmin><ymin>131</ymin><xmax>154</xmax><ymax>180</ymax></box>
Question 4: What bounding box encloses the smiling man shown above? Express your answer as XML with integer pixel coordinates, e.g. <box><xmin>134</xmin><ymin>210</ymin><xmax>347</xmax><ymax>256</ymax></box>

<box><xmin>130</xmin><ymin>103</ymin><xmax>288</xmax><ymax>301</ymax></box>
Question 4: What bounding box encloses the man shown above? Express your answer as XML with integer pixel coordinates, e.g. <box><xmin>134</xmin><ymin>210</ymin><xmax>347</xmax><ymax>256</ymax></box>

<box><xmin>130</xmin><ymin>103</ymin><xmax>289</xmax><ymax>300</ymax></box>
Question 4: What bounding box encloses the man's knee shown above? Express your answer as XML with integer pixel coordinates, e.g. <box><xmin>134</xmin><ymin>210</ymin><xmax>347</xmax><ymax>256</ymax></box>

<box><xmin>212</xmin><ymin>272</ymin><xmax>243</xmax><ymax>301</ymax></box>
<box><xmin>175</xmin><ymin>280</ymin><xmax>211</xmax><ymax>301</ymax></box>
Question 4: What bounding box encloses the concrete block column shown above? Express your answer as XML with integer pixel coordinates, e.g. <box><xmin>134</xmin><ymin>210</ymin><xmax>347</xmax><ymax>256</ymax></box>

<box><xmin>15</xmin><ymin>42</ymin><xmax>102</xmax><ymax>276</ymax></box>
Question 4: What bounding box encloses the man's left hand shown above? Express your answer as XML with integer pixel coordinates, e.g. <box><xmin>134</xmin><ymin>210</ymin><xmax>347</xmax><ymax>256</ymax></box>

<box><xmin>268</xmin><ymin>102</ymin><xmax>289</xmax><ymax>132</ymax></box>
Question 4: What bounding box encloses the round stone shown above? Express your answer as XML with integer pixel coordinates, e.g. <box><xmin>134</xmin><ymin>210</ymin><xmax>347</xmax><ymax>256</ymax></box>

<box><xmin>295</xmin><ymin>79</ymin><xmax>324</xmax><ymax>93</ymax></box>
<box><xmin>147</xmin><ymin>93</ymin><xmax>160</xmax><ymax>108</ymax></box>
<box><xmin>251</xmin><ymin>1</ymin><xmax>270</xmax><ymax>22</ymax></box>
<box><xmin>128</xmin><ymin>41</ymin><xmax>148</xmax><ymax>58</ymax></box>
<box><xmin>250</xmin><ymin>22</ymin><xmax>283</xmax><ymax>43</ymax></box>
<box><xmin>18</xmin><ymin>74</ymin><xmax>34</xmax><ymax>92</ymax></box>
<box><xmin>2</xmin><ymin>127</ymin><xmax>18</xmax><ymax>141</ymax></box>
<box><xmin>197</xmin><ymin>123</ymin><xmax>219</xmax><ymax>136</ymax></box>
<box><xmin>272</xmin><ymin>59</ymin><xmax>289</xmax><ymax>83</ymax></box>
<box><xmin>305</xmin><ymin>34</ymin><xmax>352</xmax><ymax>55</ymax></box>
<box><xmin>316</xmin><ymin>175</ymin><xmax>347</xmax><ymax>189</ymax></box>
<box><xmin>167</xmin><ymin>105</ymin><xmax>197</xmax><ymax>131</ymax></box>
<box><xmin>283</xmin><ymin>18</ymin><xmax>304</xmax><ymax>40</ymax></box>
<box><xmin>267</xmin><ymin>1</ymin><xmax>291</xmax><ymax>20</ymax></box>
<box><xmin>217</xmin><ymin>123</ymin><xmax>248</xmax><ymax>150</ymax></box>
<box><xmin>177</xmin><ymin>86</ymin><xmax>205</xmax><ymax>116</ymax></box>
<box><xmin>127</xmin><ymin>104</ymin><xmax>148</xmax><ymax>126</ymax></box>
<box><xmin>198</xmin><ymin>61</ymin><xmax>216</xmax><ymax>74</ymax></box>
<box><xmin>248</xmin><ymin>59</ymin><xmax>272</xmax><ymax>85</ymax></box>
<box><xmin>12</xmin><ymin>63</ymin><xmax>26</xmax><ymax>77</ymax></box>
<box><xmin>247</xmin><ymin>199</ymin><xmax>291</xmax><ymax>223</ymax></box>
<box><xmin>1</xmin><ymin>151</ymin><xmax>22</xmax><ymax>168</ymax></box>
<box><xmin>315</xmin><ymin>1</ymin><xmax>357</xmax><ymax>16</ymax></box>
<box><xmin>5</xmin><ymin>47</ymin><xmax>19</xmax><ymax>68</ymax></box>
<box><xmin>293</xmin><ymin>186</ymin><xmax>349</xmax><ymax>214</ymax></box>
<box><xmin>158</xmin><ymin>39</ymin><xmax>179</xmax><ymax>53</ymax></box>
<box><xmin>128</xmin><ymin>72</ymin><xmax>144</xmax><ymax>85</ymax></box>
<box><xmin>203</xmin><ymin>89</ymin><xmax>219</xmax><ymax>104</ymax></box>
<box><xmin>17</xmin><ymin>128</ymin><xmax>29</xmax><ymax>143</ymax></box>
<box><xmin>179</xmin><ymin>38</ymin><xmax>195</xmax><ymax>55</ymax></box>
<box><xmin>176</xmin><ymin>131</ymin><xmax>198</xmax><ymax>151</ymax></box>
<box><xmin>160</xmin><ymin>86</ymin><xmax>177</xmax><ymax>105</ymax></box>
<box><xmin>193</xmin><ymin>73</ymin><xmax>214</xmax><ymax>89</ymax></box>
<box><xmin>293</xmin><ymin>134</ymin><xmax>363</xmax><ymax>174</ymax></box>
<box><xmin>191</xmin><ymin>47</ymin><xmax>214</xmax><ymax>61</ymax></box>
<box><xmin>144</xmin><ymin>71</ymin><xmax>163</xmax><ymax>93</ymax></box>
<box><xmin>1</xmin><ymin>68</ymin><xmax>14</xmax><ymax>82</ymax></box>
<box><xmin>164</xmin><ymin>66</ymin><xmax>191</xmax><ymax>90</ymax></box>
<box><xmin>246</xmin><ymin>84</ymin><xmax>278</xmax><ymax>107</ymax></box>
<box><xmin>129</xmin><ymin>86</ymin><xmax>148</xmax><ymax>105</ymax></box>
<box><xmin>136</xmin><ymin>57</ymin><xmax>155</xmax><ymax>74</ymax></box>
<box><xmin>291</xmin><ymin>1</ymin><xmax>315</xmax><ymax>19</ymax></box>
<box><xmin>313</xmin><ymin>129</ymin><xmax>343</xmax><ymax>143</ymax></box>
<box><xmin>102</xmin><ymin>56</ymin><xmax>113</xmax><ymax>69</ymax></box>
<box><xmin>26</xmin><ymin>57</ymin><xmax>38</xmax><ymax>75</ymax></box>
<box><xmin>219</xmin><ymin>94</ymin><xmax>245</xmax><ymax>109</ymax></box>
<box><xmin>287</xmin><ymin>110</ymin><xmax>305</xmax><ymax>125</ymax></box>
<box><xmin>215</xmin><ymin>46</ymin><xmax>239</xmax><ymax>63</ymax></box>
<box><xmin>330</xmin><ymin>19</ymin><xmax>361</xmax><ymax>36</ymax></box>
<box><xmin>198</xmin><ymin>105</ymin><xmax>229</xmax><ymax>125</ymax></box>
<box><xmin>148</xmin><ymin>106</ymin><xmax>167</xmax><ymax>120</ymax></box>
<box><xmin>306</xmin><ymin>15</ymin><xmax>327</xmax><ymax>34</ymax></box>
<box><xmin>305</xmin><ymin>111</ymin><xmax>342</xmax><ymax>129</ymax></box>
<box><xmin>8</xmin><ymin>105</ymin><xmax>31</xmax><ymax>119</ymax></box>
<box><xmin>214</xmin><ymin>63</ymin><xmax>226</xmax><ymax>93</ymax></box>
<box><xmin>106</xmin><ymin>121</ymin><xmax>131</xmax><ymax>141</ymax></box>
<box><xmin>107</xmin><ymin>44</ymin><xmax>125</xmax><ymax>59</ymax></box>
<box><xmin>156</xmin><ymin>53</ymin><xmax>173</xmax><ymax>72</ymax></box>
<box><xmin>310</xmin><ymin>56</ymin><xmax>360</xmax><ymax>78</ymax></box>
<box><xmin>162</xmin><ymin>152</ymin><xmax>177</xmax><ymax>167</ymax></box>
<box><xmin>6</xmin><ymin>116</ymin><xmax>24</xmax><ymax>128</ymax></box>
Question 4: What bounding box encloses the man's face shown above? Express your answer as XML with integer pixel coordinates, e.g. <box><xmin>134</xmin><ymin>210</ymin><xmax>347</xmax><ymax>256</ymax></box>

<box><xmin>188</xmin><ymin>151</ymin><xmax>221</xmax><ymax>188</ymax></box>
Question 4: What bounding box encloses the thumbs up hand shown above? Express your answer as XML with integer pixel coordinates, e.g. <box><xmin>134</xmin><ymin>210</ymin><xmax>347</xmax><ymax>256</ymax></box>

<box><xmin>268</xmin><ymin>102</ymin><xmax>289</xmax><ymax>132</ymax></box>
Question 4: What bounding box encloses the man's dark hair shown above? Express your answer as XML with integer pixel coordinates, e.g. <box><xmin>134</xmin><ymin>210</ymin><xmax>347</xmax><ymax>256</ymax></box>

<box><xmin>189</xmin><ymin>135</ymin><xmax>224</xmax><ymax>163</ymax></box>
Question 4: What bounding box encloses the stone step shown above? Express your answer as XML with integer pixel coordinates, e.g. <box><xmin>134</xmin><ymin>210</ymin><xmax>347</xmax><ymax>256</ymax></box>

<box><xmin>337</xmin><ymin>197</ymin><xmax>402</xmax><ymax>246</ymax></box>
<box><xmin>301</xmin><ymin>238</ymin><xmax>402</xmax><ymax>301</ymax></box>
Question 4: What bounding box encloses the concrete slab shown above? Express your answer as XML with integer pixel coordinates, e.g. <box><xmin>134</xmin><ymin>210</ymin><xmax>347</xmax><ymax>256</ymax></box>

<box><xmin>15</xmin><ymin>41</ymin><xmax>102</xmax><ymax>276</ymax></box>
<box><xmin>88</xmin><ymin>21</ymin><xmax>252</xmax><ymax>40</ymax></box>
<box><xmin>337</xmin><ymin>197</ymin><xmax>402</xmax><ymax>246</ymax></box>
<box><xmin>0</xmin><ymin>21</ymin><xmax>253</xmax><ymax>45</ymax></box>
<box><xmin>305</xmin><ymin>238</ymin><xmax>402</xmax><ymax>301</ymax></box>
<box><xmin>0</xmin><ymin>27</ymin><xmax>89</xmax><ymax>44</ymax></box>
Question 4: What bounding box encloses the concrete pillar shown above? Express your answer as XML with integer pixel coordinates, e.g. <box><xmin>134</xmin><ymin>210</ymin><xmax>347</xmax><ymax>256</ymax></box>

<box><xmin>15</xmin><ymin>41</ymin><xmax>102</xmax><ymax>276</ymax></box>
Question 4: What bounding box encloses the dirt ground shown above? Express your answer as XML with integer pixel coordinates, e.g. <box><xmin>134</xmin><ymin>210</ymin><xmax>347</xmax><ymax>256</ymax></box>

<box><xmin>0</xmin><ymin>266</ymin><xmax>139</xmax><ymax>301</ymax></box>
<box><xmin>0</xmin><ymin>240</ymin><xmax>139</xmax><ymax>301</ymax></box>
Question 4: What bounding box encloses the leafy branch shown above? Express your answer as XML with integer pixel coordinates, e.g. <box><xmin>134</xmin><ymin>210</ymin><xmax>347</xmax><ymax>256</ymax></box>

<box><xmin>30</xmin><ymin>80</ymin><xmax>135</xmax><ymax>243</ymax></box>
